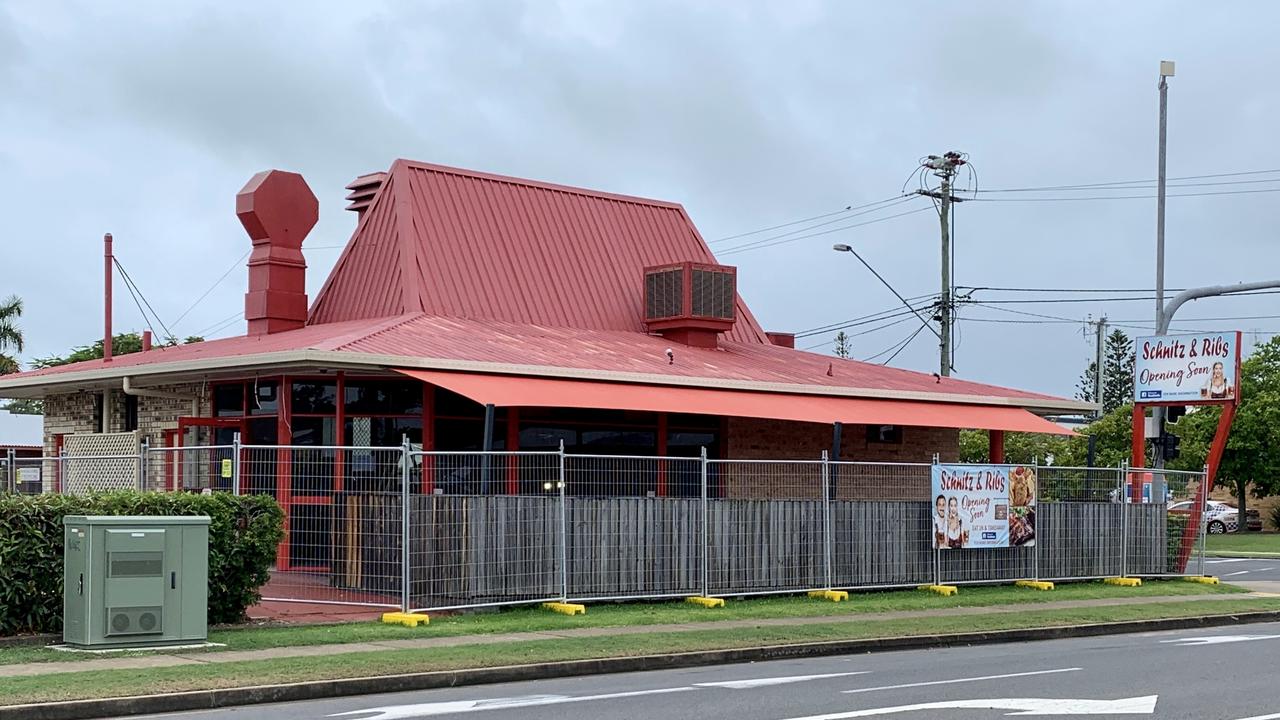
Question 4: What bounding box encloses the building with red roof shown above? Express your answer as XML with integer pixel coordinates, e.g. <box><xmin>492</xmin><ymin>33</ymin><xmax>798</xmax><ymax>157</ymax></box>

<box><xmin>0</xmin><ymin>160</ymin><xmax>1085</xmax><ymax>565</ymax></box>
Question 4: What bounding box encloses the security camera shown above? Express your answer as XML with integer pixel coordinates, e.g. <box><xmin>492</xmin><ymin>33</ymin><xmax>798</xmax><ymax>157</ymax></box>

<box><xmin>665</xmin><ymin>348</ymin><xmax>674</xmax><ymax>364</ymax></box>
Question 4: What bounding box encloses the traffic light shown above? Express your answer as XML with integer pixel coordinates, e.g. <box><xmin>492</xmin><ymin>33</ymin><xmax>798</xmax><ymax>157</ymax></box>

<box><xmin>1166</xmin><ymin>405</ymin><xmax>1187</xmax><ymax>423</ymax></box>
<box><xmin>1161</xmin><ymin>432</ymin><xmax>1181</xmax><ymax>461</ymax></box>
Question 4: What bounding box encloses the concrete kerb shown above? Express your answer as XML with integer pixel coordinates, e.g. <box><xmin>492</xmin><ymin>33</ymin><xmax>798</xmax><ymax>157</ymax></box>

<box><xmin>7</xmin><ymin>610</ymin><xmax>1280</xmax><ymax>720</ymax></box>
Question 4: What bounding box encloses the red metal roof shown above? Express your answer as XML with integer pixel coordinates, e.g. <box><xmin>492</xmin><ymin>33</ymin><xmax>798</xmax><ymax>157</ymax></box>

<box><xmin>309</xmin><ymin>159</ymin><xmax>769</xmax><ymax>344</ymax></box>
<box><xmin>5</xmin><ymin>313</ymin><xmax>1064</xmax><ymax>406</ymax></box>
<box><xmin>399</xmin><ymin>369</ymin><xmax>1074</xmax><ymax>435</ymax></box>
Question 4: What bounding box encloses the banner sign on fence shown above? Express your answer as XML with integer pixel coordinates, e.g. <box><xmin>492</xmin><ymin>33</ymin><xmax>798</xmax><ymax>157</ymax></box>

<box><xmin>1134</xmin><ymin>331</ymin><xmax>1241</xmax><ymax>403</ymax></box>
<box><xmin>932</xmin><ymin>464</ymin><xmax>1037</xmax><ymax>549</ymax></box>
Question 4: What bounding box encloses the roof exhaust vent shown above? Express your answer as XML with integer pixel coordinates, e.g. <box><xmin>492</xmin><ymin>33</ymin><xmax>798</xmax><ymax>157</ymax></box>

<box><xmin>237</xmin><ymin>170</ymin><xmax>317</xmax><ymax>336</ymax></box>
<box><xmin>643</xmin><ymin>262</ymin><xmax>736</xmax><ymax>348</ymax></box>
<box><xmin>344</xmin><ymin>172</ymin><xmax>387</xmax><ymax>219</ymax></box>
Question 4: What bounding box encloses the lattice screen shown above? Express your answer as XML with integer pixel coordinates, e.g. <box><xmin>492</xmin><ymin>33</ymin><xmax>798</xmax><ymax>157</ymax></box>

<box><xmin>62</xmin><ymin>432</ymin><xmax>141</xmax><ymax>495</ymax></box>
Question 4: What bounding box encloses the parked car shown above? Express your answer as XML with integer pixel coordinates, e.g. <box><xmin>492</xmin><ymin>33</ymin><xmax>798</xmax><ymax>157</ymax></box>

<box><xmin>1168</xmin><ymin>500</ymin><xmax>1262</xmax><ymax>534</ymax></box>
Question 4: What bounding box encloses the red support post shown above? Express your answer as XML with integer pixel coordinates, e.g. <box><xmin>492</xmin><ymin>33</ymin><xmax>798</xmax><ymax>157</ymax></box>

<box><xmin>1176</xmin><ymin>402</ymin><xmax>1238</xmax><ymax>569</ymax></box>
<box><xmin>1130</xmin><ymin>403</ymin><xmax>1147</xmax><ymax>502</ymax></box>
<box><xmin>104</xmin><ymin>233</ymin><xmax>113</xmax><ymax>362</ymax></box>
<box><xmin>988</xmin><ymin>429</ymin><xmax>1005</xmax><ymax>464</ymax></box>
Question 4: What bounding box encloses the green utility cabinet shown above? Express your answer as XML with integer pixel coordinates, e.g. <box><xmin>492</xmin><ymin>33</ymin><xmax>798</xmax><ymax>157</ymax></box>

<box><xmin>63</xmin><ymin>516</ymin><xmax>210</xmax><ymax>648</ymax></box>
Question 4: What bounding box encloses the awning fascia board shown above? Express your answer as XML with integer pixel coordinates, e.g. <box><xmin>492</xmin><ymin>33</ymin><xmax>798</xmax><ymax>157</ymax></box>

<box><xmin>399</xmin><ymin>369</ymin><xmax>1075</xmax><ymax>436</ymax></box>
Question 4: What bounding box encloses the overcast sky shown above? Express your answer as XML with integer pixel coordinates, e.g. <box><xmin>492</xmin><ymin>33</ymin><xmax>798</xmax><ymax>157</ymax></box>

<box><xmin>2</xmin><ymin>1</ymin><xmax>1279</xmax><ymax>442</ymax></box>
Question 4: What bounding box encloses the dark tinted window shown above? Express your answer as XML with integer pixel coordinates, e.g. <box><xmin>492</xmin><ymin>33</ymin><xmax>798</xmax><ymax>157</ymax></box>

<box><xmin>867</xmin><ymin>424</ymin><xmax>903</xmax><ymax>444</ymax></box>
<box><xmin>345</xmin><ymin>417</ymin><xmax>424</xmax><ymax>447</ymax></box>
<box><xmin>434</xmin><ymin>388</ymin><xmax>485</xmax><ymax>418</ymax></box>
<box><xmin>292</xmin><ymin>381</ymin><xmax>337</xmax><ymax>414</ymax></box>
<box><xmin>344</xmin><ymin>380</ymin><xmax>423</xmax><ymax>415</ymax></box>
<box><xmin>213</xmin><ymin>385</ymin><xmax>244</xmax><ymax>416</ymax></box>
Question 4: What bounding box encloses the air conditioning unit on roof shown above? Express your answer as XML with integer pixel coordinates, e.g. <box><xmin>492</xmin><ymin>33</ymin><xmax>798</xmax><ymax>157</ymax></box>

<box><xmin>643</xmin><ymin>262</ymin><xmax>736</xmax><ymax>348</ymax></box>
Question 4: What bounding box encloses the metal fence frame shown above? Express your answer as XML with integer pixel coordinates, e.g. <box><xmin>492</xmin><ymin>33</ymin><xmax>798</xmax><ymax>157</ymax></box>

<box><xmin>12</xmin><ymin>441</ymin><xmax>1208</xmax><ymax>613</ymax></box>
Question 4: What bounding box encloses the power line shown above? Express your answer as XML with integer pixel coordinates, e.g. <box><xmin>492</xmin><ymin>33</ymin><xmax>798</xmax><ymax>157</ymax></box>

<box><xmin>975</xmin><ymin>168</ymin><xmax>1280</xmax><ymax>193</ymax></box>
<box><xmin>957</xmin><ymin>285</ymin><xmax>1189</xmax><ymax>294</ymax></box>
<box><xmin>172</xmin><ymin>250</ymin><xmax>250</xmax><ymax>330</ymax></box>
<box><xmin>969</xmin><ymin>186</ymin><xmax>1280</xmax><ymax>202</ymax></box>
<box><xmin>717</xmin><ymin>199</ymin><xmax>926</xmax><ymax>255</ymax></box>
<box><xmin>709</xmin><ymin>195</ymin><xmax>911</xmax><ymax>244</ymax></box>
<box><xmin>113</xmin><ymin>258</ymin><xmax>175</xmax><ymax>341</ymax></box>
<box><xmin>832</xmin><ymin>244</ymin><xmax>943</xmax><ymax>342</ymax></box>
<box><xmin>191</xmin><ymin>311</ymin><xmax>242</xmax><ymax>338</ymax></box>
<box><xmin>793</xmin><ymin>293</ymin><xmax>937</xmax><ymax>337</ymax></box>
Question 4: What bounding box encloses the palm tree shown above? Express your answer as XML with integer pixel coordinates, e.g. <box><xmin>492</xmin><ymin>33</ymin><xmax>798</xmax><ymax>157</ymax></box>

<box><xmin>0</xmin><ymin>295</ymin><xmax>23</xmax><ymax>375</ymax></box>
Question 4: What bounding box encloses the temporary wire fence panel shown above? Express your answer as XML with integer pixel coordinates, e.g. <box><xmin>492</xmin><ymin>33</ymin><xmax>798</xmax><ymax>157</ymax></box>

<box><xmin>831</xmin><ymin>462</ymin><xmax>935</xmax><ymax>589</ymax></box>
<box><xmin>146</xmin><ymin>446</ymin><xmax>235</xmax><ymax>493</ymax></box>
<box><xmin>1035</xmin><ymin>466</ymin><xmax>1125</xmax><ymax>581</ymax></box>
<box><xmin>0</xmin><ymin>455</ymin><xmax>9</xmax><ymax>493</ymax></box>
<box><xmin>1127</xmin><ymin>468</ymin><xmax>1207</xmax><ymax>578</ymax></box>
<box><xmin>706</xmin><ymin>460</ymin><xmax>827</xmax><ymax>595</ymax></box>
<box><xmin>565</xmin><ymin>456</ymin><xmax>703</xmax><ymax>601</ymax></box>
<box><xmin>408</xmin><ymin>452</ymin><xmax>563</xmax><ymax>612</ymax></box>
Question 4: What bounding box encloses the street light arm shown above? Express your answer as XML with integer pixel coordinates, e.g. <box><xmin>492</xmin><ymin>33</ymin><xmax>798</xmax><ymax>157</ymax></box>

<box><xmin>1159</xmin><ymin>280</ymin><xmax>1280</xmax><ymax>334</ymax></box>
<box><xmin>832</xmin><ymin>245</ymin><xmax>944</xmax><ymax>342</ymax></box>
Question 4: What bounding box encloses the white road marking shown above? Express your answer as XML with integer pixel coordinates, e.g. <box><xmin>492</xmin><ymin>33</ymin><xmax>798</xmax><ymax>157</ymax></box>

<box><xmin>841</xmin><ymin>667</ymin><xmax>1080</xmax><ymax>694</ymax></box>
<box><xmin>696</xmin><ymin>671</ymin><xmax>869</xmax><ymax>689</ymax></box>
<box><xmin>1224</xmin><ymin>570</ymin><xmax>1253</xmax><ymax>576</ymax></box>
<box><xmin>1230</xmin><ymin>713</ymin><xmax>1280</xmax><ymax>720</ymax></box>
<box><xmin>1205</xmin><ymin>559</ymin><xmax>1255</xmax><ymax>564</ymax></box>
<box><xmin>779</xmin><ymin>695</ymin><xmax>1158</xmax><ymax>718</ymax></box>
<box><xmin>331</xmin><ymin>670</ymin><xmax>872</xmax><ymax>718</ymax></box>
<box><xmin>328</xmin><ymin>688</ymin><xmax>695</xmax><ymax>718</ymax></box>
<box><xmin>1160</xmin><ymin>633</ymin><xmax>1280</xmax><ymax>646</ymax></box>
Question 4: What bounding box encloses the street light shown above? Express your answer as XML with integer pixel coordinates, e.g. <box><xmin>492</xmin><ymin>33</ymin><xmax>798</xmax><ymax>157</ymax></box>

<box><xmin>830</xmin><ymin>243</ymin><xmax>943</xmax><ymax>346</ymax></box>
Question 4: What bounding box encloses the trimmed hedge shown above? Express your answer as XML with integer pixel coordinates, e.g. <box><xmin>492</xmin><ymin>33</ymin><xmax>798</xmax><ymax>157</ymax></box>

<box><xmin>0</xmin><ymin>491</ymin><xmax>284</xmax><ymax>636</ymax></box>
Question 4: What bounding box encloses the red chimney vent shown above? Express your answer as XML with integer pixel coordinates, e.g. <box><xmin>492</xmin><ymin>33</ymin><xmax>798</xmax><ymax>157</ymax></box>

<box><xmin>237</xmin><ymin>170</ymin><xmax>318</xmax><ymax>336</ymax></box>
<box><xmin>643</xmin><ymin>262</ymin><xmax>736</xmax><ymax>348</ymax></box>
<box><xmin>766</xmin><ymin>332</ymin><xmax>795</xmax><ymax>348</ymax></box>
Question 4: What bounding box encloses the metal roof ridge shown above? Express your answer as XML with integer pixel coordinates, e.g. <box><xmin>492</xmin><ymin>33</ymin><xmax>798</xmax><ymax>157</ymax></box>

<box><xmin>324</xmin><ymin>313</ymin><xmax>427</xmax><ymax>351</ymax></box>
<box><xmin>396</xmin><ymin>158</ymin><xmax>688</xmax><ymax>211</ymax></box>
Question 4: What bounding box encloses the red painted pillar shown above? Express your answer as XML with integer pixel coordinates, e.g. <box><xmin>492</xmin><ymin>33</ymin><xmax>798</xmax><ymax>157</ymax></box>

<box><xmin>988</xmin><ymin>429</ymin><xmax>1005</xmax><ymax>464</ymax></box>
<box><xmin>1130</xmin><ymin>404</ymin><xmax>1148</xmax><ymax>502</ymax></box>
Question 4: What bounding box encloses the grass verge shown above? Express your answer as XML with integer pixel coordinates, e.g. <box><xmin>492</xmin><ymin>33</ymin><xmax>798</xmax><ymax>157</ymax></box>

<box><xmin>0</xmin><ymin>580</ymin><xmax>1245</xmax><ymax>667</ymax></box>
<box><xmin>2</xmin><ymin>596</ymin><xmax>1279</xmax><ymax>707</ymax></box>
<box><xmin>1205</xmin><ymin>533</ymin><xmax>1280</xmax><ymax>556</ymax></box>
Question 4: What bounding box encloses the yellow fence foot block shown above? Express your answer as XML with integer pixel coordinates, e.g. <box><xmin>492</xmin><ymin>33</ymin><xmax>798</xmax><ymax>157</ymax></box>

<box><xmin>1015</xmin><ymin>580</ymin><xmax>1055</xmax><ymax>591</ymax></box>
<box><xmin>807</xmin><ymin>590</ymin><xmax>849</xmax><ymax>602</ymax></box>
<box><xmin>380</xmin><ymin>612</ymin><xmax>430</xmax><ymax>628</ymax></box>
<box><xmin>541</xmin><ymin>602</ymin><xmax>587</xmax><ymax>616</ymax></box>
<box><xmin>917</xmin><ymin>584</ymin><xmax>958</xmax><ymax>596</ymax></box>
<box><xmin>1103</xmin><ymin>577</ymin><xmax>1143</xmax><ymax>587</ymax></box>
<box><xmin>685</xmin><ymin>596</ymin><xmax>726</xmax><ymax>608</ymax></box>
<box><xmin>1183</xmin><ymin>576</ymin><xmax>1220</xmax><ymax>585</ymax></box>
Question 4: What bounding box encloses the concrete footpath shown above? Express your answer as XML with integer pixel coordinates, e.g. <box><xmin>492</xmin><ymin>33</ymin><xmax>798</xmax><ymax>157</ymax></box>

<box><xmin>3</xmin><ymin>591</ymin><xmax>1274</xmax><ymax>679</ymax></box>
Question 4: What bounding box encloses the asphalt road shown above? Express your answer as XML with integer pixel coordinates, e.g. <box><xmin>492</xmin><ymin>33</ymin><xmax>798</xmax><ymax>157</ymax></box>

<box><xmin>1203</xmin><ymin>556</ymin><xmax>1280</xmax><ymax>582</ymax></box>
<box><xmin>122</xmin><ymin>621</ymin><xmax>1280</xmax><ymax>720</ymax></box>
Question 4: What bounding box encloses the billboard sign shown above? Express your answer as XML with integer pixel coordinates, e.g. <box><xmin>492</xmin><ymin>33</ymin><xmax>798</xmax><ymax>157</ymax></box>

<box><xmin>1135</xmin><ymin>332</ymin><xmax>1240</xmax><ymax>403</ymax></box>
<box><xmin>931</xmin><ymin>464</ymin><xmax>1036</xmax><ymax>549</ymax></box>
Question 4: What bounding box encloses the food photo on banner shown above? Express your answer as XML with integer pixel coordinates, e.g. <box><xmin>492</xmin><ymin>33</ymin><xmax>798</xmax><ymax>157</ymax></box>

<box><xmin>1135</xmin><ymin>331</ymin><xmax>1241</xmax><ymax>403</ymax></box>
<box><xmin>931</xmin><ymin>465</ymin><xmax>1037</xmax><ymax>549</ymax></box>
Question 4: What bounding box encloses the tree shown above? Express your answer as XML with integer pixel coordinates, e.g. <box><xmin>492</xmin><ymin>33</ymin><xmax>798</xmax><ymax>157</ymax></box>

<box><xmin>0</xmin><ymin>295</ymin><xmax>22</xmax><ymax>377</ymax></box>
<box><xmin>1170</xmin><ymin>336</ymin><xmax>1280</xmax><ymax>532</ymax></box>
<box><xmin>1077</xmin><ymin>329</ymin><xmax>1135</xmax><ymax>413</ymax></box>
<box><xmin>958</xmin><ymin>403</ymin><xmax>1135</xmax><ymax>469</ymax></box>
<box><xmin>833</xmin><ymin>331</ymin><xmax>851</xmax><ymax>359</ymax></box>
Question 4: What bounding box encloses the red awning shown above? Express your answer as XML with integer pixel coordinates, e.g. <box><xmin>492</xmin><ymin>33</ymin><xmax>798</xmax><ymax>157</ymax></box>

<box><xmin>398</xmin><ymin>369</ymin><xmax>1073</xmax><ymax>435</ymax></box>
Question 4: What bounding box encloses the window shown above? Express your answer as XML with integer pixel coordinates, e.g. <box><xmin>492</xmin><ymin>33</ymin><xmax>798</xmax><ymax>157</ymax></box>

<box><xmin>867</xmin><ymin>424</ymin><xmax>903</xmax><ymax>444</ymax></box>
<box><xmin>345</xmin><ymin>380</ymin><xmax>423</xmax><ymax>415</ymax></box>
<box><xmin>93</xmin><ymin>393</ymin><xmax>104</xmax><ymax>434</ymax></box>
<box><xmin>292</xmin><ymin>381</ymin><xmax>337</xmax><ymax>414</ymax></box>
<box><xmin>123</xmin><ymin>394</ymin><xmax>139</xmax><ymax>432</ymax></box>
<box><xmin>249</xmin><ymin>380</ymin><xmax>279</xmax><ymax>415</ymax></box>
<box><xmin>213</xmin><ymin>385</ymin><xmax>244</xmax><ymax>417</ymax></box>
<box><xmin>345</xmin><ymin>417</ymin><xmax>423</xmax><ymax>448</ymax></box>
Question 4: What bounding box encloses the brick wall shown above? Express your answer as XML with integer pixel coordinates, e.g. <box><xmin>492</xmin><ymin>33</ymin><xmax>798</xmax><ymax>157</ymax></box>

<box><xmin>721</xmin><ymin>418</ymin><xmax>958</xmax><ymax>499</ymax></box>
<box><xmin>43</xmin><ymin>383</ymin><xmax>210</xmax><ymax>453</ymax></box>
